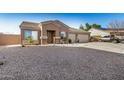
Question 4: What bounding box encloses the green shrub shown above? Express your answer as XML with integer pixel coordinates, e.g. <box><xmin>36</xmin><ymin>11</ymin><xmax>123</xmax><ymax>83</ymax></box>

<box><xmin>26</xmin><ymin>36</ymin><xmax>33</xmax><ymax>44</ymax></box>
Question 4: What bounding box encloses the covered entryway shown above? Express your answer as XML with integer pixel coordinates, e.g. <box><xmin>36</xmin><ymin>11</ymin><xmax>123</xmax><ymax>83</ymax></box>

<box><xmin>47</xmin><ymin>30</ymin><xmax>55</xmax><ymax>43</ymax></box>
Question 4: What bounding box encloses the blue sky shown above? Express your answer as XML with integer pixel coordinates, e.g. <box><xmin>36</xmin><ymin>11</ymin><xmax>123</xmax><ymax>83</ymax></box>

<box><xmin>0</xmin><ymin>13</ymin><xmax>124</xmax><ymax>34</ymax></box>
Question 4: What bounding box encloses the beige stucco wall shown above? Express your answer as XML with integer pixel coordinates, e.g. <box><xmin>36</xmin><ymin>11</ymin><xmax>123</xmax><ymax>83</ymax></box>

<box><xmin>41</xmin><ymin>23</ymin><xmax>69</xmax><ymax>44</ymax></box>
<box><xmin>0</xmin><ymin>34</ymin><xmax>21</xmax><ymax>45</ymax></box>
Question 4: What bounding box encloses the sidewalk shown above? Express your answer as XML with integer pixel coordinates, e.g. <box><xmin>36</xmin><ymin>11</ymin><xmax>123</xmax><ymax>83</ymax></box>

<box><xmin>49</xmin><ymin>42</ymin><xmax>124</xmax><ymax>54</ymax></box>
<box><xmin>0</xmin><ymin>42</ymin><xmax>124</xmax><ymax>54</ymax></box>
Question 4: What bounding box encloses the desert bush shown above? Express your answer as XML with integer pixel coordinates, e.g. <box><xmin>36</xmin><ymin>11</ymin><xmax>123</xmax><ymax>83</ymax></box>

<box><xmin>90</xmin><ymin>35</ymin><xmax>101</xmax><ymax>42</ymax></box>
<box><xmin>26</xmin><ymin>36</ymin><xmax>33</xmax><ymax>44</ymax></box>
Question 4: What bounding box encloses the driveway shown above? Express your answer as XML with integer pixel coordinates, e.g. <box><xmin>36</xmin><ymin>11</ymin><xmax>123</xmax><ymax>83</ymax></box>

<box><xmin>52</xmin><ymin>42</ymin><xmax>124</xmax><ymax>54</ymax></box>
<box><xmin>82</xmin><ymin>42</ymin><xmax>124</xmax><ymax>54</ymax></box>
<box><xmin>0</xmin><ymin>46</ymin><xmax>124</xmax><ymax>80</ymax></box>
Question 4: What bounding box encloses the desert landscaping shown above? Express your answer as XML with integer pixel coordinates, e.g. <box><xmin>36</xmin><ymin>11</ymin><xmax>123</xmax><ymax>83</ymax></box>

<box><xmin>0</xmin><ymin>14</ymin><xmax>124</xmax><ymax>80</ymax></box>
<box><xmin>0</xmin><ymin>43</ymin><xmax>124</xmax><ymax>80</ymax></box>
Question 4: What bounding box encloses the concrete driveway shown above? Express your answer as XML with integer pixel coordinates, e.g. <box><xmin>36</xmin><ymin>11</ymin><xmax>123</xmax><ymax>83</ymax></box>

<box><xmin>52</xmin><ymin>42</ymin><xmax>124</xmax><ymax>54</ymax></box>
<box><xmin>82</xmin><ymin>42</ymin><xmax>124</xmax><ymax>54</ymax></box>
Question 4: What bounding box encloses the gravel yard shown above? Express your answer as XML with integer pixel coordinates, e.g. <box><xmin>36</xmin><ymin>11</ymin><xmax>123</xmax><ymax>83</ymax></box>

<box><xmin>0</xmin><ymin>46</ymin><xmax>124</xmax><ymax>80</ymax></box>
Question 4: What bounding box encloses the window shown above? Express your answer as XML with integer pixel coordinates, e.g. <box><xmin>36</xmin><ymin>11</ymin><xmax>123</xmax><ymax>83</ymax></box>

<box><xmin>32</xmin><ymin>31</ymin><xmax>38</xmax><ymax>40</ymax></box>
<box><xmin>60</xmin><ymin>31</ymin><xmax>66</xmax><ymax>39</ymax></box>
<box><xmin>24</xmin><ymin>30</ymin><xmax>38</xmax><ymax>40</ymax></box>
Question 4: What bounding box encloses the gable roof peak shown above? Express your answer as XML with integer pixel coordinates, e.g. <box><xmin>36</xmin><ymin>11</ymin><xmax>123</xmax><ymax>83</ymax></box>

<box><xmin>41</xmin><ymin>20</ymin><xmax>70</xmax><ymax>28</ymax></box>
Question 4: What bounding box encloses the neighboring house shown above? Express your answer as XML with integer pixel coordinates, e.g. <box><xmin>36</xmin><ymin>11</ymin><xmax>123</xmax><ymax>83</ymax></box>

<box><xmin>88</xmin><ymin>28</ymin><xmax>110</xmax><ymax>37</ymax></box>
<box><xmin>89</xmin><ymin>28</ymin><xmax>124</xmax><ymax>39</ymax></box>
<box><xmin>20</xmin><ymin>20</ymin><xmax>90</xmax><ymax>45</ymax></box>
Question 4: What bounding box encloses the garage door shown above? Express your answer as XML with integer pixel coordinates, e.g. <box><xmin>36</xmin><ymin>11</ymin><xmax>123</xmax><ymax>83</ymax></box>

<box><xmin>77</xmin><ymin>34</ymin><xmax>89</xmax><ymax>43</ymax></box>
<box><xmin>68</xmin><ymin>34</ymin><xmax>76</xmax><ymax>43</ymax></box>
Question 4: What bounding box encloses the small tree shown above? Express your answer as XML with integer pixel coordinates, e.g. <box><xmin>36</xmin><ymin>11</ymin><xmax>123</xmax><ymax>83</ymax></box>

<box><xmin>26</xmin><ymin>36</ymin><xmax>33</xmax><ymax>44</ymax></box>
<box><xmin>79</xmin><ymin>23</ymin><xmax>101</xmax><ymax>31</ymax></box>
<box><xmin>108</xmin><ymin>20</ymin><xmax>124</xmax><ymax>36</ymax></box>
<box><xmin>92</xmin><ymin>24</ymin><xmax>101</xmax><ymax>29</ymax></box>
<box><xmin>108</xmin><ymin>20</ymin><xmax>124</xmax><ymax>43</ymax></box>
<box><xmin>85</xmin><ymin>23</ymin><xmax>91</xmax><ymax>31</ymax></box>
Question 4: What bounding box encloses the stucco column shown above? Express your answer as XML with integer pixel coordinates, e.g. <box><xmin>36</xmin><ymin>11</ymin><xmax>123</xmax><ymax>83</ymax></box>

<box><xmin>39</xmin><ymin>24</ymin><xmax>43</xmax><ymax>45</ymax></box>
<box><xmin>21</xmin><ymin>29</ymin><xmax>24</xmax><ymax>45</ymax></box>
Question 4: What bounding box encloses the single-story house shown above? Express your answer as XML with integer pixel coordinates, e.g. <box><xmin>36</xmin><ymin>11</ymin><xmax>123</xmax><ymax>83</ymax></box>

<box><xmin>88</xmin><ymin>28</ymin><xmax>110</xmax><ymax>37</ymax></box>
<box><xmin>89</xmin><ymin>28</ymin><xmax>124</xmax><ymax>39</ymax></box>
<box><xmin>20</xmin><ymin>20</ymin><xmax>90</xmax><ymax>45</ymax></box>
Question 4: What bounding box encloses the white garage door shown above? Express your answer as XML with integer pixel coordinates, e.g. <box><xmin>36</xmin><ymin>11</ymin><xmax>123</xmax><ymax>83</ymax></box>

<box><xmin>77</xmin><ymin>34</ymin><xmax>89</xmax><ymax>43</ymax></box>
<box><xmin>68</xmin><ymin>34</ymin><xmax>76</xmax><ymax>43</ymax></box>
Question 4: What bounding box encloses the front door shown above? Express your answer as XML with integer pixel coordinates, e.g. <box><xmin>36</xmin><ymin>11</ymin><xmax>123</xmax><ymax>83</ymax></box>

<box><xmin>47</xmin><ymin>30</ymin><xmax>55</xmax><ymax>43</ymax></box>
